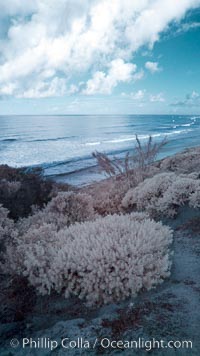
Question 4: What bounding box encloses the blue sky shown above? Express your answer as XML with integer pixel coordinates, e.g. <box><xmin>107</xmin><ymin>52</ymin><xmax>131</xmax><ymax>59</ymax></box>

<box><xmin>0</xmin><ymin>0</ymin><xmax>200</xmax><ymax>115</ymax></box>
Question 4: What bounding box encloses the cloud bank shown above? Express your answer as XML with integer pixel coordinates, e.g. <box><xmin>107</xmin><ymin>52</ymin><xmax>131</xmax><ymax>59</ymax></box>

<box><xmin>171</xmin><ymin>91</ymin><xmax>200</xmax><ymax>107</ymax></box>
<box><xmin>0</xmin><ymin>0</ymin><xmax>200</xmax><ymax>98</ymax></box>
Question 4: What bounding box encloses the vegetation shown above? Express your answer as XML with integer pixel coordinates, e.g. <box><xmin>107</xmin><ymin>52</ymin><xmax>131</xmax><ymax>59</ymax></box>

<box><xmin>122</xmin><ymin>172</ymin><xmax>200</xmax><ymax>218</ymax></box>
<box><xmin>0</xmin><ymin>165</ymin><xmax>53</xmax><ymax>220</ymax></box>
<box><xmin>3</xmin><ymin>139</ymin><xmax>200</xmax><ymax>307</ymax></box>
<box><xmin>93</xmin><ymin>135</ymin><xmax>167</xmax><ymax>186</ymax></box>
<box><xmin>16</xmin><ymin>191</ymin><xmax>95</xmax><ymax>235</ymax></box>
<box><xmin>5</xmin><ymin>213</ymin><xmax>173</xmax><ymax>306</ymax></box>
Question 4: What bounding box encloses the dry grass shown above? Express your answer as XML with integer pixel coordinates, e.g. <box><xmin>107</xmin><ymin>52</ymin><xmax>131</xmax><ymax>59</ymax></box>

<box><xmin>93</xmin><ymin>135</ymin><xmax>167</xmax><ymax>187</ymax></box>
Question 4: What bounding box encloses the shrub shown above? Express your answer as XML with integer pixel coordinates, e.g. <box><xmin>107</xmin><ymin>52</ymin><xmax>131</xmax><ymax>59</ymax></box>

<box><xmin>158</xmin><ymin>146</ymin><xmax>200</xmax><ymax>174</ymax></box>
<box><xmin>0</xmin><ymin>180</ymin><xmax>21</xmax><ymax>195</ymax></box>
<box><xmin>0</xmin><ymin>165</ymin><xmax>26</xmax><ymax>181</ymax></box>
<box><xmin>88</xmin><ymin>176</ymin><xmax>131</xmax><ymax>216</ymax></box>
<box><xmin>0</xmin><ymin>205</ymin><xmax>16</xmax><ymax>245</ymax></box>
<box><xmin>0</xmin><ymin>205</ymin><xmax>17</xmax><ymax>271</ymax></box>
<box><xmin>17</xmin><ymin>191</ymin><xmax>95</xmax><ymax>235</ymax></box>
<box><xmin>0</xmin><ymin>165</ymin><xmax>53</xmax><ymax>220</ymax></box>
<box><xmin>122</xmin><ymin>172</ymin><xmax>200</xmax><ymax>218</ymax></box>
<box><xmin>85</xmin><ymin>136</ymin><xmax>163</xmax><ymax>216</ymax></box>
<box><xmin>6</xmin><ymin>213</ymin><xmax>173</xmax><ymax>306</ymax></box>
<box><xmin>189</xmin><ymin>189</ymin><xmax>200</xmax><ymax>209</ymax></box>
<box><xmin>93</xmin><ymin>135</ymin><xmax>167</xmax><ymax>186</ymax></box>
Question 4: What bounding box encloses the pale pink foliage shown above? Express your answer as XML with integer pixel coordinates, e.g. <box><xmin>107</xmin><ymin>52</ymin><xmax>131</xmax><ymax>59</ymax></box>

<box><xmin>0</xmin><ymin>205</ymin><xmax>16</xmax><ymax>244</ymax></box>
<box><xmin>91</xmin><ymin>177</ymin><xmax>131</xmax><ymax>215</ymax></box>
<box><xmin>17</xmin><ymin>191</ymin><xmax>95</xmax><ymax>234</ymax></box>
<box><xmin>158</xmin><ymin>146</ymin><xmax>200</xmax><ymax>174</ymax></box>
<box><xmin>0</xmin><ymin>205</ymin><xmax>17</xmax><ymax>271</ymax></box>
<box><xmin>7</xmin><ymin>213</ymin><xmax>173</xmax><ymax>306</ymax></box>
<box><xmin>122</xmin><ymin>172</ymin><xmax>200</xmax><ymax>217</ymax></box>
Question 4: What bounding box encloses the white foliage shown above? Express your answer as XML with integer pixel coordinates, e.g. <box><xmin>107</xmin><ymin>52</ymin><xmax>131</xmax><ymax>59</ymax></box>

<box><xmin>0</xmin><ymin>204</ymin><xmax>16</xmax><ymax>244</ymax></box>
<box><xmin>122</xmin><ymin>172</ymin><xmax>200</xmax><ymax>217</ymax></box>
<box><xmin>189</xmin><ymin>188</ymin><xmax>200</xmax><ymax>209</ymax></box>
<box><xmin>7</xmin><ymin>213</ymin><xmax>173</xmax><ymax>306</ymax></box>
<box><xmin>0</xmin><ymin>205</ymin><xmax>17</xmax><ymax>272</ymax></box>
<box><xmin>17</xmin><ymin>191</ymin><xmax>95</xmax><ymax>234</ymax></box>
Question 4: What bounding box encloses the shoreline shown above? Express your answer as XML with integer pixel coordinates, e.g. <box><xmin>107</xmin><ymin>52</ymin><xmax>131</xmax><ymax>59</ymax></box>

<box><xmin>47</xmin><ymin>144</ymin><xmax>200</xmax><ymax>188</ymax></box>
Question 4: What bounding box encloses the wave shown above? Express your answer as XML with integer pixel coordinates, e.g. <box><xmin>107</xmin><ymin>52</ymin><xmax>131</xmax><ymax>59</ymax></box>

<box><xmin>41</xmin><ymin>154</ymin><xmax>95</xmax><ymax>170</ymax></box>
<box><xmin>26</xmin><ymin>136</ymin><xmax>76</xmax><ymax>143</ymax></box>
<box><xmin>0</xmin><ymin>138</ymin><xmax>18</xmax><ymax>142</ymax></box>
<box><xmin>85</xmin><ymin>141</ymin><xmax>101</xmax><ymax>146</ymax></box>
<box><xmin>19</xmin><ymin>128</ymin><xmax>194</xmax><ymax>172</ymax></box>
<box><xmin>104</xmin><ymin>129</ymin><xmax>193</xmax><ymax>145</ymax></box>
<box><xmin>190</xmin><ymin>116</ymin><xmax>200</xmax><ymax>121</ymax></box>
<box><xmin>180</xmin><ymin>123</ymin><xmax>194</xmax><ymax>127</ymax></box>
<box><xmin>42</xmin><ymin>129</ymin><xmax>194</xmax><ymax>174</ymax></box>
<box><xmin>0</xmin><ymin>115</ymin><xmax>197</xmax><ymax>179</ymax></box>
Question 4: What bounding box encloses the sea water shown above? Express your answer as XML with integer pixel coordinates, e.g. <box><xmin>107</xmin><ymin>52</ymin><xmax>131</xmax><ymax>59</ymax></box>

<box><xmin>0</xmin><ymin>114</ymin><xmax>199</xmax><ymax>185</ymax></box>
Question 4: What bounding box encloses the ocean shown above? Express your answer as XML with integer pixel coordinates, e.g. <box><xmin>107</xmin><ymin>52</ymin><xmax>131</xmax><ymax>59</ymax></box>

<box><xmin>0</xmin><ymin>114</ymin><xmax>199</xmax><ymax>185</ymax></box>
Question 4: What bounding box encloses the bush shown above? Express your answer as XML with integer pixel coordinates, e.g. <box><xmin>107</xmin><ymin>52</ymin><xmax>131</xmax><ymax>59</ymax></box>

<box><xmin>0</xmin><ymin>205</ymin><xmax>17</xmax><ymax>271</ymax></box>
<box><xmin>93</xmin><ymin>135</ymin><xmax>167</xmax><ymax>186</ymax></box>
<box><xmin>90</xmin><ymin>136</ymin><xmax>166</xmax><ymax>216</ymax></box>
<box><xmin>88</xmin><ymin>176</ymin><xmax>130</xmax><ymax>216</ymax></box>
<box><xmin>17</xmin><ymin>191</ymin><xmax>95</xmax><ymax>235</ymax></box>
<box><xmin>6</xmin><ymin>213</ymin><xmax>173</xmax><ymax>306</ymax></box>
<box><xmin>0</xmin><ymin>165</ymin><xmax>26</xmax><ymax>181</ymax></box>
<box><xmin>0</xmin><ymin>205</ymin><xmax>16</xmax><ymax>246</ymax></box>
<box><xmin>122</xmin><ymin>172</ymin><xmax>200</xmax><ymax>218</ymax></box>
<box><xmin>0</xmin><ymin>165</ymin><xmax>53</xmax><ymax>220</ymax></box>
<box><xmin>158</xmin><ymin>146</ymin><xmax>200</xmax><ymax>174</ymax></box>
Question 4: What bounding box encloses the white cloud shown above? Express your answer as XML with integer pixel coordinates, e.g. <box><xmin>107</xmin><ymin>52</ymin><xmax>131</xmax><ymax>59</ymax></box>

<box><xmin>0</xmin><ymin>0</ymin><xmax>199</xmax><ymax>97</ymax></box>
<box><xmin>150</xmin><ymin>93</ymin><xmax>165</xmax><ymax>102</ymax></box>
<box><xmin>121</xmin><ymin>90</ymin><xmax>143</xmax><ymax>98</ymax></box>
<box><xmin>171</xmin><ymin>91</ymin><xmax>200</xmax><ymax>107</ymax></box>
<box><xmin>0</xmin><ymin>1</ymin><xmax>36</xmax><ymax>17</ymax></box>
<box><xmin>182</xmin><ymin>21</ymin><xmax>200</xmax><ymax>31</ymax></box>
<box><xmin>122</xmin><ymin>89</ymin><xmax>165</xmax><ymax>104</ymax></box>
<box><xmin>125</xmin><ymin>0</ymin><xmax>200</xmax><ymax>51</ymax></box>
<box><xmin>133</xmin><ymin>70</ymin><xmax>145</xmax><ymax>81</ymax></box>
<box><xmin>17</xmin><ymin>77</ymin><xmax>67</xmax><ymax>98</ymax></box>
<box><xmin>176</xmin><ymin>21</ymin><xmax>200</xmax><ymax>34</ymax></box>
<box><xmin>83</xmin><ymin>59</ymin><xmax>136</xmax><ymax>95</ymax></box>
<box><xmin>0</xmin><ymin>82</ymin><xmax>17</xmax><ymax>96</ymax></box>
<box><xmin>68</xmin><ymin>84</ymin><xmax>79</xmax><ymax>95</ymax></box>
<box><xmin>145</xmin><ymin>61</ymin><xmax>162</xmax><ymax>73</ymax></box>
<box><xmin>131</xmin><ymin>90</ymin><xmax>146</xmax><ymax>100</ymax></box>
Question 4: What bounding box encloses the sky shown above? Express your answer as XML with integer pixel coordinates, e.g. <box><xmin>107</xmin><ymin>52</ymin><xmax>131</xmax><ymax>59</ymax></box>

<box><xmin>0</xmin><ymin>0</ymin><xmax>200</xmax><ymax>115</ymax></box>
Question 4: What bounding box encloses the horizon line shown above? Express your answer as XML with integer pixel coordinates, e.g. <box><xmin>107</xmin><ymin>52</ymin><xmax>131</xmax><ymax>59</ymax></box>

<box><xmin>0</xmin><ymin>113</ymin><xmax>199</xmax><ymax>117</ymax></box>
